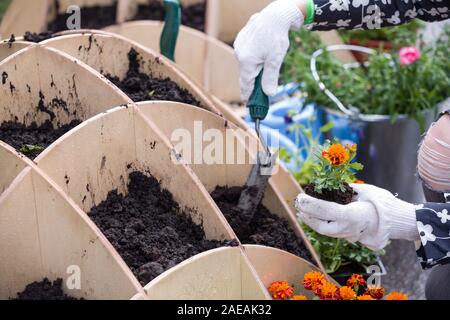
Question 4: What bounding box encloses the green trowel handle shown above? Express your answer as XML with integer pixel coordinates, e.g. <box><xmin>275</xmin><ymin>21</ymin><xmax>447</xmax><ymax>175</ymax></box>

<box><xmin>160</xmin><ymin>0</ymin><xmax>181</xmax><ymax>61</ymax></box>
<box><xmin>248</xmin><ymin>70</ymin><xmax>270</xmax><ymax>121</ymax></box>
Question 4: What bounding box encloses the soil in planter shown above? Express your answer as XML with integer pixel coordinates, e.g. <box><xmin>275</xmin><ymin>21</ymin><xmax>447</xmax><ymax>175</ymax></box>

<box><xmin>129</xmin><ymin>0</ymin><xmax>206</xmax><ymax>32</ymax></box>
<box><xmin>48</xmin><ymin>1</ymin><xmax>117</xmax><ymax>32</ymax></box>
<box><xmin>304</xmin><ymin>183</ymin><xmax>356</xmax><ymax>205</ymax></box>
<box><xmin>106</xmin><ymin>48</ymin><xmax>202</xmax><ymax>107</ymax></box>
<box><xmin>0</xmin><ymin>120</ymin><xmax>81</xmax><ymax>160</ymax></box>
<box><xmin>7</xmin><ymin>34</ymin><xmax>15</xmax><ymax>48</ymax></box>
<box><xmin>89</xmin><ymin>171</ymin><xmax>237</xmax><ymax>285</ymax></box>
<box><xmin>23</xmin><ymin>31</ymin><xmax>54</xmax><ymax>43</ymax></box>
<box><xmin>13</xmin><ymin>278</ymin><xmax>79</xmax><ymax>300</ymax></box>
<box><xmin>211</xmin><ymin>186</ymin><xmax>314</xmax><ymax>263</ymax></box>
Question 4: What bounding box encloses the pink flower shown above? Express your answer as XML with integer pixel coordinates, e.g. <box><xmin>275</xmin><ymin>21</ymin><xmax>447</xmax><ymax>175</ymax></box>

<box><xmin>399</xmin><ymin>47</ymin><xmax>421</xmax><ymax>65</ymax></box>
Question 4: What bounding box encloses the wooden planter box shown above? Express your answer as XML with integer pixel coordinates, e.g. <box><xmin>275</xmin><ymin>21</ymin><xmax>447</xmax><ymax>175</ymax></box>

<box><xmin>0</xmin><ymin>0</ymin><xmax>202</xmax><ymax>38</ymax></box>
<box><xmin>0</xmin><ymin>6</ymin><xmax>332</xmax><ymax>298</ymax></box>
<box><xmin>0</xmin><ymin>145</ymin><xmax>268</xmax><ymax>300</ymax></box>
<box><xmin>0</xmin><ymin>45</ymin><xmax>131</xmax><ymax>155</ymax></box>
<box><xmin>0</xmin><ymin>102</ymin><xmax>327</xmax><ymax>299</ymax></box>
<box><xmin>105</xmin><ymin>21</ymin><xmax>241</xmax><ymax>104</ymax></box>
<box><xmin>137</xmin><ymin>101</ymin><xmax>324</xmax><ymax>272</ymax></box>
<box><xmin>0</xmin><ymin>147</ymin><xmax>144</xmax><ymax>299</ymax></box>
<box><xmin>41</xmin><ymin>30</ymin><xmax>221</xmax><ymax>114</ymax></box>
<box><xmin>143</xmin><ymin>247</ymin><xmax>269</xmax><ymax>300</ymax></box>
<box><xmin>244</xmin><ymin>245</ymin><xmax>329</xmax><ymax>298</ymax></box>
<box><xmin>41</xmin><ymin>31</ymin><xmax>310</xmax><ymax>228</ymax></box>
<box><xmin>30</xmin><ymin>103</ymin><xmax>324</xmax><ymax>299</ymax></box>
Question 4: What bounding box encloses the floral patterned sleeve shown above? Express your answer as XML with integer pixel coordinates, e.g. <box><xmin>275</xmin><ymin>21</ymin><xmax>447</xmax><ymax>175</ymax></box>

<box><xmin>416</xmin><ymin>203</ymin><xmax>450</xmax><ymax>269</ymax></box>
<box><xmin>309</xmin><ymin>0</ymin><xmax>450</xmax><ymax>30</ymax></box>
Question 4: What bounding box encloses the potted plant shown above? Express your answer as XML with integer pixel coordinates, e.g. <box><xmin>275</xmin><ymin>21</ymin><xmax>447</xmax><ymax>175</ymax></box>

<box><xmin>339</xmin><ymin>21</ymin><xmax>424</xmax><ymax>63</ymax></box>
<box><xmin>280</xmin><ymin>124</ymin><xmax>385</xmax><ymax>284</ymax></box>
<box><xmin>303</xmin><ymin>139</ymin><xmax>363</xmax><ymax>204</ymax></box>
<box><xmin>304</xmin><ymin>139</ymin><xmax>387</xmax><ymax>284</ymax></box>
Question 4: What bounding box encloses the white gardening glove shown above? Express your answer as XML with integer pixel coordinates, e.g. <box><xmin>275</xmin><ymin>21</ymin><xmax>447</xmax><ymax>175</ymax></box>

<box><xmin>234</xmin><ymin>0</ymin><xmax>304</xmax><ymax>101</ymax></box>
<box><xmin>418</xmin><ymin>113</ymin><xmax>450</xmax><ymax>192</ymax></box>
<box><xmin>295</xmin><ymin>184</ymin><xmax>420</xmax><ymax>251</ymax></box>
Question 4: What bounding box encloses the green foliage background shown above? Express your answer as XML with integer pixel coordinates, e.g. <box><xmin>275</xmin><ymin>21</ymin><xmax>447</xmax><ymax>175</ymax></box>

<box><xmin>281</xmin><ymin>24</ymin><xmax>450</xmax><ymax>128</ymax></box>
<box><xmin>0</xmin><ymin>0</ymin><xmax>11</xmax><ymax>22</ymax></box>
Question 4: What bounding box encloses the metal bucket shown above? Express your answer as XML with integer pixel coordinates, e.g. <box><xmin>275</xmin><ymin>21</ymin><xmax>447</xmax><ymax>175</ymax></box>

<box><xmin>311</xmin><ymin>45</ymin><xmax>435</xmax><ymax>203</ymax></box>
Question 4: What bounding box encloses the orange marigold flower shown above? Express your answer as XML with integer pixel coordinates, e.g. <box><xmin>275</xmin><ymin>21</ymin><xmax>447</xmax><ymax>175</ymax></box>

<box><xmin>268</xmin><ymin>281</ymin><xmax>295</xmax><ymax>300</ymax></box>
<box><xmin>291</xmin><ymin>295</ymin><xmax>308</xmax><ymax>300</ymax></box>
<box><xmin>365</xmin><ymin>285</ymin><xmax>385</xmax><ymax>300</ymax></box>
<box><xmin>322</xmin><ymin>144</ymin><xmax>350</xmax><ymax>166</ymax></box>
<box><xmin>357</xmin><ymin>295</ymin><xmax>375</xmax><ymax>301</ymax></box>
<box><xmin>354</xmin><ymin>179</ymin><xmax>365</xmax><ymax>184</ymax></box>
<box><xmin>303</xmin><ymin>271</ymin><xmax>325</xmax><ymax>290</ymax></box>
<box><xmin>315</xmin><ymin>281</ymin><xmax>339</xmax><ymax>300</ymax></box>
<box><xmin>346</xmin><ymin>274</ymin><xmax>366</xmax><ymax>288</ymax></box>
<box><xmin>386</xmin><ymin>292</ymin><xmax>409</xmax><ymax>300</ymax></box>
<box><xmin>339</xmin><ymin>286</ymin><xmax>356</xmax><ymax>300</ymax></box>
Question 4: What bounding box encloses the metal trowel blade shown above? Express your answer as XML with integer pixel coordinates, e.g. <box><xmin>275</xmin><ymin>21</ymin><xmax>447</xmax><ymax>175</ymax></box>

<box><xmin>237</xmin><ymin>152</ymin><xmax>277</xmax><ymax>219</ymax></box>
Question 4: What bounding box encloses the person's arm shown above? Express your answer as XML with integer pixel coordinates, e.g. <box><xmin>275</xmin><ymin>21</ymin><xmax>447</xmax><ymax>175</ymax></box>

<box><xmin>297</xmin><ymin>112</ymin><xmax>450</xmax><ymax>270</ymax></box>
<box><xmin>307</xmin><ymin>0</ymin><xmax>450</xmax><ymax>31</ymax></box>
<box><xmin>296</xmin><ymin>187</ymin><xmax>450</xmax><ymax>270</ymax></box>
<box><xmin>415</xmin><ymin>110</ymin><xmax>450</xmax><ymax>269</ymax></box>
<box><xmin>234</xmin><ymin>0</ymin><xmax>449</xmax><ymax>100</ymax></box>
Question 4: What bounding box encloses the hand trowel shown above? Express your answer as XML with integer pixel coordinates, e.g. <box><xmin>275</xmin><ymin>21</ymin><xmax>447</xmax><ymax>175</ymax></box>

<box><xmin>237</xmin><ymin>70</ymin><xmax>277</xmax><ymax>225</ymax></box>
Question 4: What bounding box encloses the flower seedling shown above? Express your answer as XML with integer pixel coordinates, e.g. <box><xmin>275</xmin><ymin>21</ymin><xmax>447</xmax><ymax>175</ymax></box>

<box><xmin>304</xmin><ymin>139</ymin><xmax>363</xmax><ymax>204</ymax></box>
<box><xmin>268</xmin><ymin>271</ymin><xmax>408</xmax><ymax>300</ymax></box>
<box><xmin>280</xmin><ymin>121</ymin><xmax>381</xmax><ymax>273</ymax></box>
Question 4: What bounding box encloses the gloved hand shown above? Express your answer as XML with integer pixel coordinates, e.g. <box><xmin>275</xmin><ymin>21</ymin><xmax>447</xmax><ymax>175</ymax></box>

<box><xmin>418</xmin><ymin>113</ymin><xmax>450</xmax><ymax>192</ymax></box>
<box><xmin>295</xmin><ymin>184</ymin><xmax>420</xmax><ymax>251</ymax></box>
<box><xmin>234</xmin><ymin>0</ymin><xmax>304</xmax><ymax>101</ymax></box>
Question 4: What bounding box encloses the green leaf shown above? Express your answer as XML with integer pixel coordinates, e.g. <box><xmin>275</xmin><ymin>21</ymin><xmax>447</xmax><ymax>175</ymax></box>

<box><xmin>320</xmin><ymin>122</ymin><xmax>335</xmax><ymax>133</ymax></box>
<box><xmin>20</xmin><ymin>145</ymin><xmax>45</xmax><ymax>154</ymax></box>
<box><xmin>349</xmin><ymin>162</ymin><xmax>364</xmax><ymax>171</ymax></box>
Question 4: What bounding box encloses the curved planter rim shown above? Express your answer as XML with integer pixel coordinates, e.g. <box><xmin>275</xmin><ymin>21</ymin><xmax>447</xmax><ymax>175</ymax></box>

<box><xmin>144</xmin><ymin>246</ymin><xmax>270</xmax><ymax>300</ymax></box>
<box><xmin>41</xmin><ymin>30</ymin><xmax>223</xmax><ymax>116</ymax></box>
<box><xmin>243</xmin><ymin>244</ymin><xmax>339</xmax><ymax>298</ymax></box>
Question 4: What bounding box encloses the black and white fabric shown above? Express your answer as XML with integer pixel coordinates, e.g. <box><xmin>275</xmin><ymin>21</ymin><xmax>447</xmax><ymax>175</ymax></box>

<box><xmin>309</xmin><ymin>0</ymin><xmax>450</xmax><ymax>30</ymax></box>
<box><xmin>416</xmin><ymin>109</ymin><xmax>450</xmax><ymax>269</ymax></box>
<box><xmin>416</xmin><ymin>202</ymin><xmax>450</xmax><ymax>269</ymax></box>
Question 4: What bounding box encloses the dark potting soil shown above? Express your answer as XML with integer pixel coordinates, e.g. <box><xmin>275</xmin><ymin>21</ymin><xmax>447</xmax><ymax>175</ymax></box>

<box><xmin>0</xmin><ymin>120</ymin><xmax>81</xmax><ymax>160</ymax></box>
<box><xmin>13</xmin><ymin>278</ymin><xmax>79</xmax><ymax>300</ymax></box>
<box><xmin>304</xmin><ymin>183</ymin><xmax>356</xmax><ymax>205</ymax></box>
<box><xmin>89</xmin><ymin>171</ymin><xmax>236</xmax><ymax>285</ymax></box>
<box><xmin>106</xmin><ymin>48</ymin><xmax>202</xmax><ymax>107</ymax></box>
<box><xmin>47</xmin><ymin>1</ymin><xmax>117</xmax><ymax>32</ymax></box>
<box><xmin>211</xmin><ymin>186</ymin><xmax>314</xmax><ymax>263</ymax></box>
<box><xmin>7</xmin><ymin>34</ymin><xmax>15</xmax><ymax>48</ymax></box>
<box><xmin>23</xmin><ymin>31</ymin><xmax>54</xmax><ymax>43</ymax></box>
<box><xmin>130</xmin><ymin>0</ymin><xmax>206</xmax><ymax>32</ymax></box>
